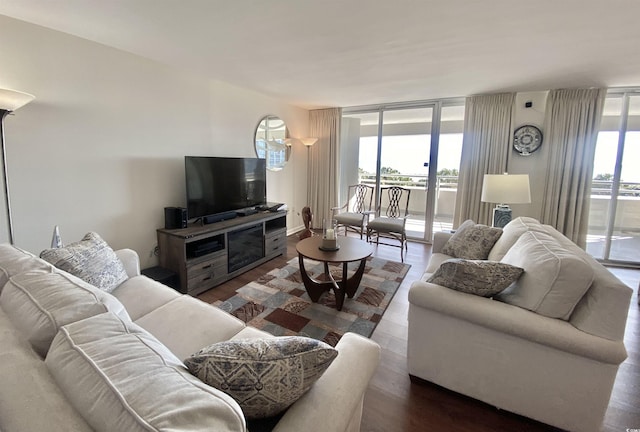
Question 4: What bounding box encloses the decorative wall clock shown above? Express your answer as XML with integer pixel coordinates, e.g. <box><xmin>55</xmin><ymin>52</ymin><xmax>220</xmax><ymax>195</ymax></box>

<box><xmin>513</xmin><ymin>125</ymin><xmax>543</xmax><ymax>156</ymax></box>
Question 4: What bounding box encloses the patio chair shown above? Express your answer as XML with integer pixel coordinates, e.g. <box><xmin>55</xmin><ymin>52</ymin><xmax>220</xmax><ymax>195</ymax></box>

<box><xmin>367</xmin><ymin>186</ymin><xmax>411</xmax><ymax>262</ymax></box>
<box><xmin>331</xmin><ymin>184</ymin><xmax>375</xmax><ymax>239</ymax></box>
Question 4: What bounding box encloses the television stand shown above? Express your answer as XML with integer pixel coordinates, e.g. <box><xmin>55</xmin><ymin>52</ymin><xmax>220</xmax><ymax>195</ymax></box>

<box><xmin>157</xmin><ymin>210</ymin><xmax>287</xmax><ymax>296</ymax></box>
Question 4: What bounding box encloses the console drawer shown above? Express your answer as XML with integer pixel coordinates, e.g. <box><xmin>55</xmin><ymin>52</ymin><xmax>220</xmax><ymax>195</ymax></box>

<box><xmin>187</xmin><ymin>253</ymin><xmax>226</xmax><ymax>278</ymax></box>
<box><xmin>265</xmin><ymin>229</ymin><xmax>287</xmax><ymax>256</ymax></box>
<box><xmin>187</xmin><ymin>270</ymin><xmax>226</xmax><ymax>296</ymax></box>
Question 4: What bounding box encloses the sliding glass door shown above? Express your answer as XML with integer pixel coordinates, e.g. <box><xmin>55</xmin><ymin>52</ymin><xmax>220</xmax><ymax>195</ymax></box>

<box><xmin>587</xmin><ymin>91</ymin><xmax>640</xmax><ymax>266</ymax></box>
<box><xmin>340</xmin><ymin>100</ymin><xmax>464</xmax><ymax>242</ymax></box>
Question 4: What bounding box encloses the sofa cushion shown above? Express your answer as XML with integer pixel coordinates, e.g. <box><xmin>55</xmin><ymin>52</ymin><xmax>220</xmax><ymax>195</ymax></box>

<box><xmin>0</xmin><ymin>244</ymin><xmax>53</xmax><ymax>291</ymax></box>
<box><xmin>441</xmin><ymin>220</ymin><xmax>502</xmax><ymax>260</ymax></box>
<box><xmin>134</xmin><ymin>295</ymin><xmax>247</xmax><ymax>360</ymax></box>
<box><xmin>488</xmin><ymin>216</ymin><xmax>546</xmax><ymax>261</ymax></box>
<box><xmin>0</xmin><ymin>270</ymin><xmax>130</xmax><ymax>357</ymax></box>
<box><xmin>185</xmin><ymin>337</ymin><xmax>338</xmax><ymax>419</ymax></box>
<box><xmin>495</xmin><ymin>231</ymin><xmax>594</xmax><ymax>320</ymax></box>
<box><xmin>427</xmin><ymin>259</ymin><xmax>523</xmax><ymax>297</ymax></box>
<box><xmin>111</xmin><ymin>275</ymin><xmax>181</xmax><ymax>321</ymax></box>
<box><xmin>45</xmin><ymin>312</ymin><xmax>246</xmax><ymax>432</ymax></box>
<box><xmin>0</xmin><ymin>308</ymin><xmax>93</xmax><ymax>432</ymax></box>
<box><xmin>40</xmin><ymin>232</ymin><xmax>128</xmax><ymax>293</ymax></box>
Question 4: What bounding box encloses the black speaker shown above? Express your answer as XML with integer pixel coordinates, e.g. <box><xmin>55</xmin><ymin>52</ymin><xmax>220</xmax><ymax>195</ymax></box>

<box><xmin>164</xmin><ymin>207</ymin><xmax>187</xmax><ymax>229</ymax></box>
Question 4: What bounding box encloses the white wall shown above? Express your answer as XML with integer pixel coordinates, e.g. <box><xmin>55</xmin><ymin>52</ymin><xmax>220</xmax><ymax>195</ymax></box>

<box><xmin>508</xmin><ymin>91</ymin><xmax>549</xmax><ymax>220</ymax></box>
<box><xmin>0</xmin><ymin>15</ymin><xmax>308</xmax><ymax>267</ymax></box>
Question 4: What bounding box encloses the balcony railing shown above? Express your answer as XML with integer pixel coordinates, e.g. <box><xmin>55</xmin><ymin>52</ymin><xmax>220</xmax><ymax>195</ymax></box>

<box><xmin>360</xmin><ymin>175</ymin><xmax>640</xmax><ymax>199</ymax></box>
<box><xmin>359</xmin><ymin>173</ymin><xmax>458</xmax><ymax>190</ymax></box>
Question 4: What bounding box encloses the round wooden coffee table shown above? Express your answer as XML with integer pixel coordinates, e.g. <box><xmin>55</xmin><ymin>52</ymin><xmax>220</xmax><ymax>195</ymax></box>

<box><xmin>296</xmin><ymin>236</ymin><xmax>373</xmax><ymax>311</ymax></box>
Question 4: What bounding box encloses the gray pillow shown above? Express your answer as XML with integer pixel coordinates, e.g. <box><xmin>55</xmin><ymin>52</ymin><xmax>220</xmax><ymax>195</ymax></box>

<box><xmin>427</xmin><ymin>258</ymin><xmax>524</xmax><ymax>297</ymax></box>
<box><xmin>40</xmin><ymin>232</ymin><xmax>128</xmax><ymax>293</ymax></box>
<box><xmin>442</xmin><ymin>221</ymin><xmax>503</xmax><ymax>260</ymax></box>
<box><xmin>185</xmin><ymin>336</ymin><xmax>338</xmax><ymax>419</ymax></box>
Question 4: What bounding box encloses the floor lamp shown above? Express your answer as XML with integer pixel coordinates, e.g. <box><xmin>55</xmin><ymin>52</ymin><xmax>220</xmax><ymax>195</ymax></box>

<box><xmin>0</xmin><ymin>89</ymin><xmax>35</xmax><ymax>244</ymax></box>
<box><xmin>300</xmin><ymin>138</ymin><xmax>318</xmax><ymax>228</ymax></box>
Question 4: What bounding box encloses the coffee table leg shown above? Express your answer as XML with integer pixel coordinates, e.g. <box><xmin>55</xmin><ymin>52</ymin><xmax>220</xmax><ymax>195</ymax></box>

<box><xmin>298</xmin><ymin>254</ymin><xmax>368</xmax><ymax>312</ymax></box>
<box><xmin>298</xmin><ymin>253</ymin><xmax>327</xmax><ymax>302</ymax></box>
<box><xmin>345</xmin><ymin>258</ymin><xmax>367</xmax><ymax>298</ymax></box>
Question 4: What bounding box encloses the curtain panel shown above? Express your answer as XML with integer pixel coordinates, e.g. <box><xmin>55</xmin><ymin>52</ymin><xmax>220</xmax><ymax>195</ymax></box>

<box><xmin>540</xmin><ymin>88</ymin><xmax>606</xmax><ymax>248</ymax></box>
<box><xmin>453</xmin><ymin>93</ymin><xmax>515</xmax><ymax>227</ymax></box>
<box><xmin>308</xmin><ymin>108</ymin><xmax>341</xmax><ymax>229</ymax></box>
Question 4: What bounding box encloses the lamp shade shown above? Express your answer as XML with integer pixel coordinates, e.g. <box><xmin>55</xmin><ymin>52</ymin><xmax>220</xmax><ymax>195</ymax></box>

<box><xmin>481</xmin><ymin>174</ymin><xmax>531</xmax><ymax>204</ymax></box>
<box><xmin>0</xmin><ymin>89</ymin><xmax>35</xmax><ymax>112</ymax></box>
<box><xmin>300</xmin><ymin>137</ymin><xmax>318</xmax><ymax>147</ymax></box>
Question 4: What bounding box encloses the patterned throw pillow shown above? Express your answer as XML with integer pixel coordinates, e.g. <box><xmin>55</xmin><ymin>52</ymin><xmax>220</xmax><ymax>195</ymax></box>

<box><xmin>39</xmin><ymin>232</ymin><xmax>128</xmax><ymax>293</ymax></box>
<box><xmin>427</xmin><ymin>258</ymin><xmax>524</xmax><ymax>297</ymax></box>
<box><xmin>441</xmin><ymin>220</ymin><xmax>503</xmax><ymax>260</ymax></box>
<box><xmin>184</xmin><ymin>336</ymin><xmax>338</xmax><ymax>419</ymax></box>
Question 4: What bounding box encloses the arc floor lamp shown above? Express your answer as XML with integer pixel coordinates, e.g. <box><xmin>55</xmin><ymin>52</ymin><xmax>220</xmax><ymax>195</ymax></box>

<box><xmin>0</xmin><ymin>89</ymin><xmax>35</xmax><ymax>244</ymax></box>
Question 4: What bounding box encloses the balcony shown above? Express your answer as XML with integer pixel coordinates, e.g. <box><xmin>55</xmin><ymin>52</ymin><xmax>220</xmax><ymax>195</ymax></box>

<box><xmin>359</xmin><ymin>174</ymin><xmax>640</xmax><ymax>263</ymax></box>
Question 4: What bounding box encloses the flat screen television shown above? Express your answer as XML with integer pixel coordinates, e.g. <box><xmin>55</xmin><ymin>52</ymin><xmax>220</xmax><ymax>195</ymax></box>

<box><xmin>185</xmin><ymin>156</ymin><xmax>267</xmax><ymax>220</ymax></box>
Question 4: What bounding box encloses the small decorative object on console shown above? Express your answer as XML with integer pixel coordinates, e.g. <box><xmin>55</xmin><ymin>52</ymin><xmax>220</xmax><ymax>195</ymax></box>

<box><xmin>320</xmin><ymin>218</ymin><xmax>338</xmax><ymax>251</ymax></box>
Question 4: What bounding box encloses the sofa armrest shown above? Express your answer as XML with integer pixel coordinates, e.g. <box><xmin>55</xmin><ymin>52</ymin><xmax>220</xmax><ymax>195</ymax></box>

<box><xmin>115</xmin><ymin>249</ymin><xmax>141</xmax><ymax>278</ymax></box>
<box><xmin>274</xmin><ymin>333</ymin><xmax>380</xmax><ymax>432</ymax></box>
<box><xmin>432</xmin><ymin>231</ymin><xmax>453</xmax><ymax>254</ymax></box>
<box><xmin>408</xmin><ymin>280</ymin><xmax>627</xmax><ymax>365</ymax></box>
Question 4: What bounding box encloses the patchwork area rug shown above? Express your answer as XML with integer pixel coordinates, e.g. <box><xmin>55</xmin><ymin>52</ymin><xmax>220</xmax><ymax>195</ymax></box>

<box><xmin>213</xmin><ymin>257</ymin><xmax>410</xmax><ymax>346</ymax></box>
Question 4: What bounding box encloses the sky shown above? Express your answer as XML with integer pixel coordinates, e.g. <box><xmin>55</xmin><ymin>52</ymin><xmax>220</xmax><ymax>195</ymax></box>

<box><xmin>593</xmin><ymin>132</ymin><xmax>640</xmax><ymax>182</ymax></box>
<box><xmin>359</xmin><ymin>132</ymin><xmax>640</xmax><ymax>183</ymax></box>
<box><xmin>358</xmin><ymin>134</ymin><xmax>462</xmax><ymax>176</ymax></box>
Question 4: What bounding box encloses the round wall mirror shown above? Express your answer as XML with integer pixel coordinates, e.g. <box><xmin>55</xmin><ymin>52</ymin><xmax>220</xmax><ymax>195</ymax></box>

<box><xmin>255</xmin><ymin>115</ymin><xmax>289</xmax><ymax>171</ymax></box>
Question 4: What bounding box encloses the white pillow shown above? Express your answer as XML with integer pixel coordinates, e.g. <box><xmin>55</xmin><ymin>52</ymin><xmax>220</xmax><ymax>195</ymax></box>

<box><xmin>40</xmin><ymin>232</ymin><xmax>128</xmax><ymax>293</ymax></box>
<box><xmin>45</xmin><ymin>313</ymin><xmax>245</xmax><ymax>432</ymax></box>
<box><xmin>0</xmin><ymin>270</ymin><xmax>130</xmax><ymax>357</ymax></box>
<box><xmin>495</xmin><ymin>231</ymin><xmax>594</xmax><ymax>319</ymax></box>
<box><xmin>487</xmin><ymin>216</ymin><xmax>545</xmax><ymax>261</ymax></box>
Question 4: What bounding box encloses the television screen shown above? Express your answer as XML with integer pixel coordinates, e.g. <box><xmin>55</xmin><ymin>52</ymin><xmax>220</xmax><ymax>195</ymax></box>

<box><xmin>185</xmin><ymin>156</ymin><xmax>267</xmax><ymax>220</ymax></box>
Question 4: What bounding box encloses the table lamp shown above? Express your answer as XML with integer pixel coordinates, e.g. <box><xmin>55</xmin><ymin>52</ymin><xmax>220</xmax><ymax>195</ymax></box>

<box><xmin>481</xmin><ymin>173</ymin><xmax>531</xmax><ymax>228</ymax></box>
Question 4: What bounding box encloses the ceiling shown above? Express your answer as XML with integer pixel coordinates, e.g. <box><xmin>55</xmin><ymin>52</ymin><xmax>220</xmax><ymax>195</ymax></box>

<box><xmin>2</xmin><ymin>0</ymin><xmax>640</xmax><ymax>109</ymax></box>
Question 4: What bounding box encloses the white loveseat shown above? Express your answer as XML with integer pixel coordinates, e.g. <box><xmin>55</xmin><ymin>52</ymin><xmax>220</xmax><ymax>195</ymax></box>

<box><xmin>0</xmin><ymin>243</ymin><xmax>380</xmax><ymax>432</ymax></box>
<box><xmin>407</xmin><ymin>217</ymin><xmax>632</xmax><ymax>432</ymax></box>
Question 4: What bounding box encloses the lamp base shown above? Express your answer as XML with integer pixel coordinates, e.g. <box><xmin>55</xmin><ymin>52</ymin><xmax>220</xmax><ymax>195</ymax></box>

<box><xmin>492</xmin><ymin>205</ymin><xmax>512</xmax><ymax>228</ymax></box>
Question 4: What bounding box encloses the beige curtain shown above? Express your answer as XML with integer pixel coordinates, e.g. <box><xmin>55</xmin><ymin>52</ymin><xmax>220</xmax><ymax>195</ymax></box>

<box><xmin>540</xmin><ymin>88</ymin><xmax>606</xmax><ymax>248</ymax></box>
<box><xmin>308</xmin><ymin>108</ymin><xmax>341</xmax><ymax>229</ymax></box>
<box><xmin>453</xmin><ymin>93</ymin><xmax>515</xmax><ymax>227</ymax></box>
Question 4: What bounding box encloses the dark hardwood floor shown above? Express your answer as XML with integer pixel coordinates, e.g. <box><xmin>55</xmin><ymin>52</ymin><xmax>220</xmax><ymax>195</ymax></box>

<box><xmin>198</xmin><ymin>234</ymin><xmax>640</xmax><ymax>432</ymax></box>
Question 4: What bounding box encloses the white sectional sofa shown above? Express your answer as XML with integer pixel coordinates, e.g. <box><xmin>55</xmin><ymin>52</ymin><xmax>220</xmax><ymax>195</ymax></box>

<box><xmin>407</xmin><ymin>217</ymin><xmax>632</xmax><ymax>432</ymax></box>
<box><xmin>0</xmin><ymin>243</ymin><xmax>380</xmax><ymax>432</ymax></box>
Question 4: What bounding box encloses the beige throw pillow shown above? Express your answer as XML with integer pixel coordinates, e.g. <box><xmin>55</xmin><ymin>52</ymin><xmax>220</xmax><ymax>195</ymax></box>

<box><xmin>428</xmin><ymin>259</ymin><xmax>524</xmax><ymax>297</ymax></box>
<box><xmin>185</xmin><ymin>336</ymin><xmax>338</xmax><ymax>419</ymax></box>
<box><xmin>442</xmin><ymin>220</ymin><xmax>503</xmax><ymax>260</ymax></box>
<box><xmin>40</xmin><ymin>232</ymin><xmax>128</xmax><ymax>293</ymax></box>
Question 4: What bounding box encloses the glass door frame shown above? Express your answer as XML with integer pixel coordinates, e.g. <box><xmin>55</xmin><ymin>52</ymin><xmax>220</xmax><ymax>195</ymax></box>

<box><xmin>597</xmin><ymin>89</ymin><xmax>640</xmax><ymax>267</ymax></box>
<box><xmin>343</xmin><ymin>98</ymin><xmax>463</xmax><ymax>243</ymax></box>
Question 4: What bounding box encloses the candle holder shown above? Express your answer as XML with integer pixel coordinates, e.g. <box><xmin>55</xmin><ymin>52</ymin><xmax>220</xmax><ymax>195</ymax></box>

<box><xmin>320</xmin><ymin>218</ymin><xmax>339</xmax><ymax>251</ymax></box>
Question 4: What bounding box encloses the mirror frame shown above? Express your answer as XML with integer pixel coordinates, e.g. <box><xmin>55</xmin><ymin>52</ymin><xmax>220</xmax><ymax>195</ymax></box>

<box><xmin>254</xmin><ymin>115</ymin><xmax>290</xmax><ymax>171</ymax></box>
